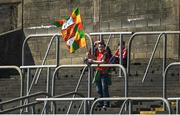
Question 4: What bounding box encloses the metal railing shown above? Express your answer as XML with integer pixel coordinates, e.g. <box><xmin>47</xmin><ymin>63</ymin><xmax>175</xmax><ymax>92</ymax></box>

<box><xmin>51</xmin><ymin>64</ymin><xmax>127</xmax><ymax>114</ymax></box>
<box><xmin>22</xmin><ymin>33</ymin><xmax>60</xmax><ymax>87</ymax></box>
<box><xmin>0</xmin><ymin>66</ymin><xmax>23</xmax><ymax>97</ymax></box>
<box><xmin>0</xmin><ymin>28</ymin><xmax>22</xmax><ymax>36</ymax></box>
<box><xmin>40</xmin><ymin>91</ymin><xmax>86</xmax><ymax>114</ymax></box>
<box><xmin>51</xmin><ymin>64</ymin><xmax>88</xmax><ymax>114</ymax></box>
<box><xmin>22</xmin><ymin>33</ymin><xmax>93</xmax><ymax>66</ymax></box>
<box><xmin>20</xmin><ymin>65</ymin><xmax>56</xmax><ymax>112</ymax></box>
<box><xmin>22</xmin><ymin>33</ymin><xmax>60</xmax><ymax>66</ymax></box>
<box><xmin>36</xmin><ymin>97</ymin><xmax>95</xmax><ymax>114</ymax></box>
<box><xmin>0</xmin><ymin>66</ymin><xmax>23</xmax><ymax>109</ymax></box>
<box><xmin>127</xmin><ymin>31</ymin><xmax>180</xmax><ymax>83</ymax></box>
<box><xmin>163</xmin><ymin>62</ymin><xmax>180</xmax><ymax>99</ymax></box>
<box><xmin>90</xmin><ymin>97</ymin><xmax>171</xmax><ymax>114</ymax></box>
<box><xmin>168</xmin><ymin>97</ymin><xmax>180</xmax><ymax>114</ymax></box>
<box><xmin>22</xmin><ymin>33</ymin><xmax>93</xmax><ymax>83</ymax></box>
<box><xmin>0</xmin><ymin>91</ymin><xmax>50</xmax><ymax>114</ymax></box>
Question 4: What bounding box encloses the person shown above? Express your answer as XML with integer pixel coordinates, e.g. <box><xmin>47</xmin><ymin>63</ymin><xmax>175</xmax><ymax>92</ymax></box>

<box><xmin>109</xmin><ymin>41</ymin><xmax>127</xmax><ymax>68</ymax></box>
<box><xmin>88</xmin><ymin>41</ymin><xmax>112</xmax><ymax>108</ymax></box>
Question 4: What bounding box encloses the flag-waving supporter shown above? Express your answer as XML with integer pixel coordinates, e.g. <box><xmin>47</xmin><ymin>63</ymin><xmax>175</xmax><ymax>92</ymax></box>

<box><xmin>87</xmin><ymin>40</ymin><xmax>112</xmax><ymax>108</ymax></box>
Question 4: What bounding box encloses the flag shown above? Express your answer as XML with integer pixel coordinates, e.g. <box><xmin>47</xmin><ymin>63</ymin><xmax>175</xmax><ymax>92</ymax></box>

<box><xmin>52</xmin><ymin>8</ymin><xmax>86</xmax><ymax>53</ymax></box>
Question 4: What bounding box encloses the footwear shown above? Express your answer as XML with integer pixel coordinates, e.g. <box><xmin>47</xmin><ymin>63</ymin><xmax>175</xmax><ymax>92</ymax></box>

<box><xmin>103</xmin><ymin>105</ymin><xmax>107</xmax><ymax>109</ymax></box>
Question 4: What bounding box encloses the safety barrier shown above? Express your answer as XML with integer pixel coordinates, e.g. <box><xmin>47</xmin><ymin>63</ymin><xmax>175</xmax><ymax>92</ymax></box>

<box><xmin>127</xmin><ymin>31</ymin><xmax>180</xmax><ymax>83</ymax></box>
<box><xmin>90</xmin><ymin>97</ymin><xmax>171</xmax><ymax>114</ymax></box>
<box><xmin>51</xmin><ymin>64</ymin><xmax>127</xmax><ymax>114</ymax></box>
<box><xmin>0</xmin><ymin>91</ymin><xmax>50</xmax><ymax>114</ymax></box>
<box><xmin>163</xmin><ymin>62</ymin><xmax>180</xmax><ymax>99</ymax></box>
<box><xmin>168</xmin><ymin>97</ymin><xmax>180</xmax><ymax>114</ymax></box>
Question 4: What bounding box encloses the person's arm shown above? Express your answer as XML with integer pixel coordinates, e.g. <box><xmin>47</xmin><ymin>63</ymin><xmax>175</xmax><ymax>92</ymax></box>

<box><xmin>88</xmin><ymin>52</ymin><xmax>107</xmax><ymax>64</ymax></box>
<box><xmin>88</xmin><ymin>59</ymin><xmax>105</xmax><ymax>64</ymax></box>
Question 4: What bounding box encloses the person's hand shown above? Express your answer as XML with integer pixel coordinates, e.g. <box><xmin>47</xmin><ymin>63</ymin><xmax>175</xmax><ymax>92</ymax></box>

<box><xmin>88</xmin><ymin>59</ymin><xmax>93</xmax><ymax>63</ymax></box>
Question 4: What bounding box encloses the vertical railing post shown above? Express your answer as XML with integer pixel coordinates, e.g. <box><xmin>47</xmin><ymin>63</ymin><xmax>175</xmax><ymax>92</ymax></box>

<box><xmin>119</xmin><ymin>34</ymin><xmax>123</xmax><ymax>77</ymax></box>
<box><xmin>56</xmin><ymin>35</ymin><xmax>60</xmax><ymax>67</ymax></box>
<box><xmin>84</xmin><ymin>100</ymin><xmax>87</xmax><ymax>114</ymax></box>
<box><xmin>177</xmin><ymin>100</ymin><xmax>180</xmax><ymax>114</ymax></box>
<box><xmin>87</xmin><ymin>65</ymin><xmax>92</xmax><ymax>114</ymax></box>
<box><xmin>128</xmin><ymin>100</ymin><xmax>132</xmax><ymax>114</ymax></box>
<box><xmin>45</xmin><ymin>67</ymin><xmax>50</xmax><ymax>114</ymax></box>
<box><xmin>25</xmin><ymin>68</ymin><xmax>30</xmax><ymax>112</ymax></box>
<box><xmin>163</xmin><ymin>34</ymin><xmax>167</xmax><ymax>74</ymax></box>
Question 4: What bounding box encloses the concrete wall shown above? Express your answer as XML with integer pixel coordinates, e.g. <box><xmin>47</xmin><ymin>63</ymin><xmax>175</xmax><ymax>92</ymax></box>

<box><xmin>0</xmin><ymin>29</ymin><xmax>24</xmax><ymax>66</ymax></box>
<box><xmin>0</xmin><ymin>0</ymin><xmax>22</xmax><ymax>33</ymax></box>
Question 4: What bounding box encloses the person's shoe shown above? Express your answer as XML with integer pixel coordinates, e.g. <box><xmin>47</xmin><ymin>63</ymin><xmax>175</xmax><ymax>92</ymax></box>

<box><xmin>102</xmin><ymin>105</ymin><xmax>107</xmax><ymax>111</ymax></box>
<box><xmin>103</xmin><ymin>105</ymin><xmax>106</xmax><ymax>108</ymax></box>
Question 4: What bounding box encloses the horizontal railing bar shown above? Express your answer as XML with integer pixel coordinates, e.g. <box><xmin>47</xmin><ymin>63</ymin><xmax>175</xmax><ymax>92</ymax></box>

<box><xmin>0</xmin><ymin>101</ymin><xmax>41</xmax><ymax>114</ymax></box>
<box><xmin>0</xmin><ymin>92</ymin><xmax>48</xmax><ymax>105</ymax></box>
<box><xmin>36</xmin><ymin>97</ymin><xmax>95</xmax><ymax>101</ymax></box>
<box><xmin>0</xmin><ymin>28</ymin><xmax>22</xmax><ymax>37</ymax></box>
<box><xmin>92</xmin><ymin>97</ymin><xmax>168</xmax><ymax>100</ymax></box>
<box><xmin>26</xmin><ymin>33</ymin><xmax>61</xmax><ymax>38</ymax></box>
<box><xmin>90</xmin><ymin>32</ymin><xmax>132</xmax><ymax>35</ymax></box>
<box><xmin>54</xmin><ymin>92</ymin><xmax>85</xmax><ymax>98</ymax></box>
<box><xmin>168</xmin><ymin>97</ymin><xmax>180</xmax><ymax>100</ymax></box>
<box><xmin>131</xmin><ymin>31</ymin><xmax>180</xmax><ymax>35</ymax></box>
<box><xmin>54</xmin><ymin>64</ymin><xmax>124</xmax><ymax>68</ymax></box>
<box><xmin>20</xmin><ymin>65</ymin><xmax>57</xmax><ymax>69</ymax></box>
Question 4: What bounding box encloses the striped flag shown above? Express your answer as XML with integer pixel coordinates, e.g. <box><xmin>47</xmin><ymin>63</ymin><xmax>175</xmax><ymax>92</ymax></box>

<box><xmin>51</xmin><ymin>8</ymin><xmax>86</xmax><ymax>53</ymax></box>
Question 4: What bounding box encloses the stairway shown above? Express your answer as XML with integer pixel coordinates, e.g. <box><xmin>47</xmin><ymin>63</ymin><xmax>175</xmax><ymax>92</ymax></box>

<box><xmin>0</xmin><ymin>58</ymin><xmax>179</xmax><ymax>114</ymax></box>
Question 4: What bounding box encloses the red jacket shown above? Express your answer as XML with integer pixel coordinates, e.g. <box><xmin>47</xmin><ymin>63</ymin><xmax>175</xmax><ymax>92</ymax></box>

<box><xmin>96</xmin><ymin>50</ymin><xmax>111</xmax><ymax>73</ymax></box>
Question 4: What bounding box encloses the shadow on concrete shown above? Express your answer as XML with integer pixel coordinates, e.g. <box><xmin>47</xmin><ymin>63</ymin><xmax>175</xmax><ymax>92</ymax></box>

<box><xmin>0</xmin><ymin>28</ymin><xmax>35</xmax><ymax>77</ymax></box>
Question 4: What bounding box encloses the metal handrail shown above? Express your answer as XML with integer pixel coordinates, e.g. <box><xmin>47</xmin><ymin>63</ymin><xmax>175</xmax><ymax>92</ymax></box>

<box><xmin>52</xmin><ymin>64</ymin><xmax>127</xmax><ymax>97</ymax></box>
<box><xmin>0</xmin><ymin>101</ymin><xmax>41</xmax><ymax>114</ymax></box>
<box><xmin>51</xmin><ymin>64</ymin><xmax>88</xmax><ymax>114</ymax></box>
<box><xmin>89</xmin><ymin>32</ymin><xmax>132</xmax><ymax>35</ymax></box>
<box><xmin>0</xmin><ymin>66</ymin><xmax>23</xmax><ymax>108</ymax></box>
<box><xmin>21</xmin><ymin>34</ymin><xmax>60</xmax><ymax>104</ymax></box>
<box><xmin>34</xmin><ymin>34</ymin><xmax>59</xmax><ymax>84</ymax></box>
<box><xmin>20</xmin><ymin>65</ymin><xmax>57</xmax><ymax>113</ymax></box>
<box><xmin>163</xmin><ymin>62</ymin><xmax>180</xmax><ymax>99</ymax></box>
<box><xmin>22</xmin><ymin>33</ymin><xmax>59</xmax><ymax>66</ymax></box>
<box><xmin>90</xmin><ymin>97</ymin><xmax>171</xmax><ymax>114</ymax></box>
<box><xmin>21</xmin><ymin>33</ymin><xmax>93</xmax><ymax>88</ymax></box>
<box><xmin>0</xmin><ymin>91</ymin><xmax>50</xmax><ymax>114</ymax></box>
<box><xmin>142</xmin><ymin>33</ymin><xmax>166</xmax><ymax>82</ymax></box>
<box><xmin>67</xmin><ymin>65</ymin><xmax>88</xmax><ymax>113</ymax></box>
<box><xmin>22</xmin><ymin>33</ymin><xmax>93</xmax><ymax>66</ymax></box>
<box><xmin>127</xmin><ymin>31</ymin><xmax>180</xmax><ymax>76</ymax></box>
<box><xmin>41</xmin><ymin>91</ymin><xmax>85</xmax><ymax>114</ymax></box>
<box><xmin>0</xmin><ymin>91</ymin><xmax>48</xmax><ymax>105</ymax></box>
<box><xmin>21</xmin><ymin>33</ymin><xmax>93</xmax><ymax>113</ymax></box>
<box><xmin>0</xmin><ymin>28</ymin><xmax>22</xmax><ymax>36</ymax></box>
<box><xmin>51</xmin><ymin>64</ymin><xmax>127</xmax><ymax>114</ymax></box>
<box><xmin>21</xmin><ymin>34</ymin><xmax>60</xmax><ymax>92</ymax></box>
<box><xmin>36</xmin><ymin>97</ymin><xmax>95</xmax><ymax>114</ymax></box>
<box><xmin>168</xmin><ymin>97</ymin><xmax>180</xmax><ymax>114</ymax></box>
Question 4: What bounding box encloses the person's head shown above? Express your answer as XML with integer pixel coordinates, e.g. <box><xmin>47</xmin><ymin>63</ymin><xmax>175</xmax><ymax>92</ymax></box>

<box><xmin>97</xmin><ymin>42</ymin><xmax>105</xmax><ymax>52</ymax></box>
<box><xmin>118</xmin><ymin>41</ymin><xmax>125</xmax><ymax>48</ymax></box>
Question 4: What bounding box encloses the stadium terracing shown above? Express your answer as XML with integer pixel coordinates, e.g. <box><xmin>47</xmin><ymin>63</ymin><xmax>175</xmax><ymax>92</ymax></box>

<box><xmin>0</xmin><ymin>31</ymin><xmax>180</xmax><ymax>114</ymax></box>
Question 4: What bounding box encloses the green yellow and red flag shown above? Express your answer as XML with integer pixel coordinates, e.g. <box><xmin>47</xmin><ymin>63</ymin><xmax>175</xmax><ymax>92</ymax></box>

<box><xmin>51</xmin><ymin>8</ymin><xmax>86</xmax><ymax>53</ymax></box>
